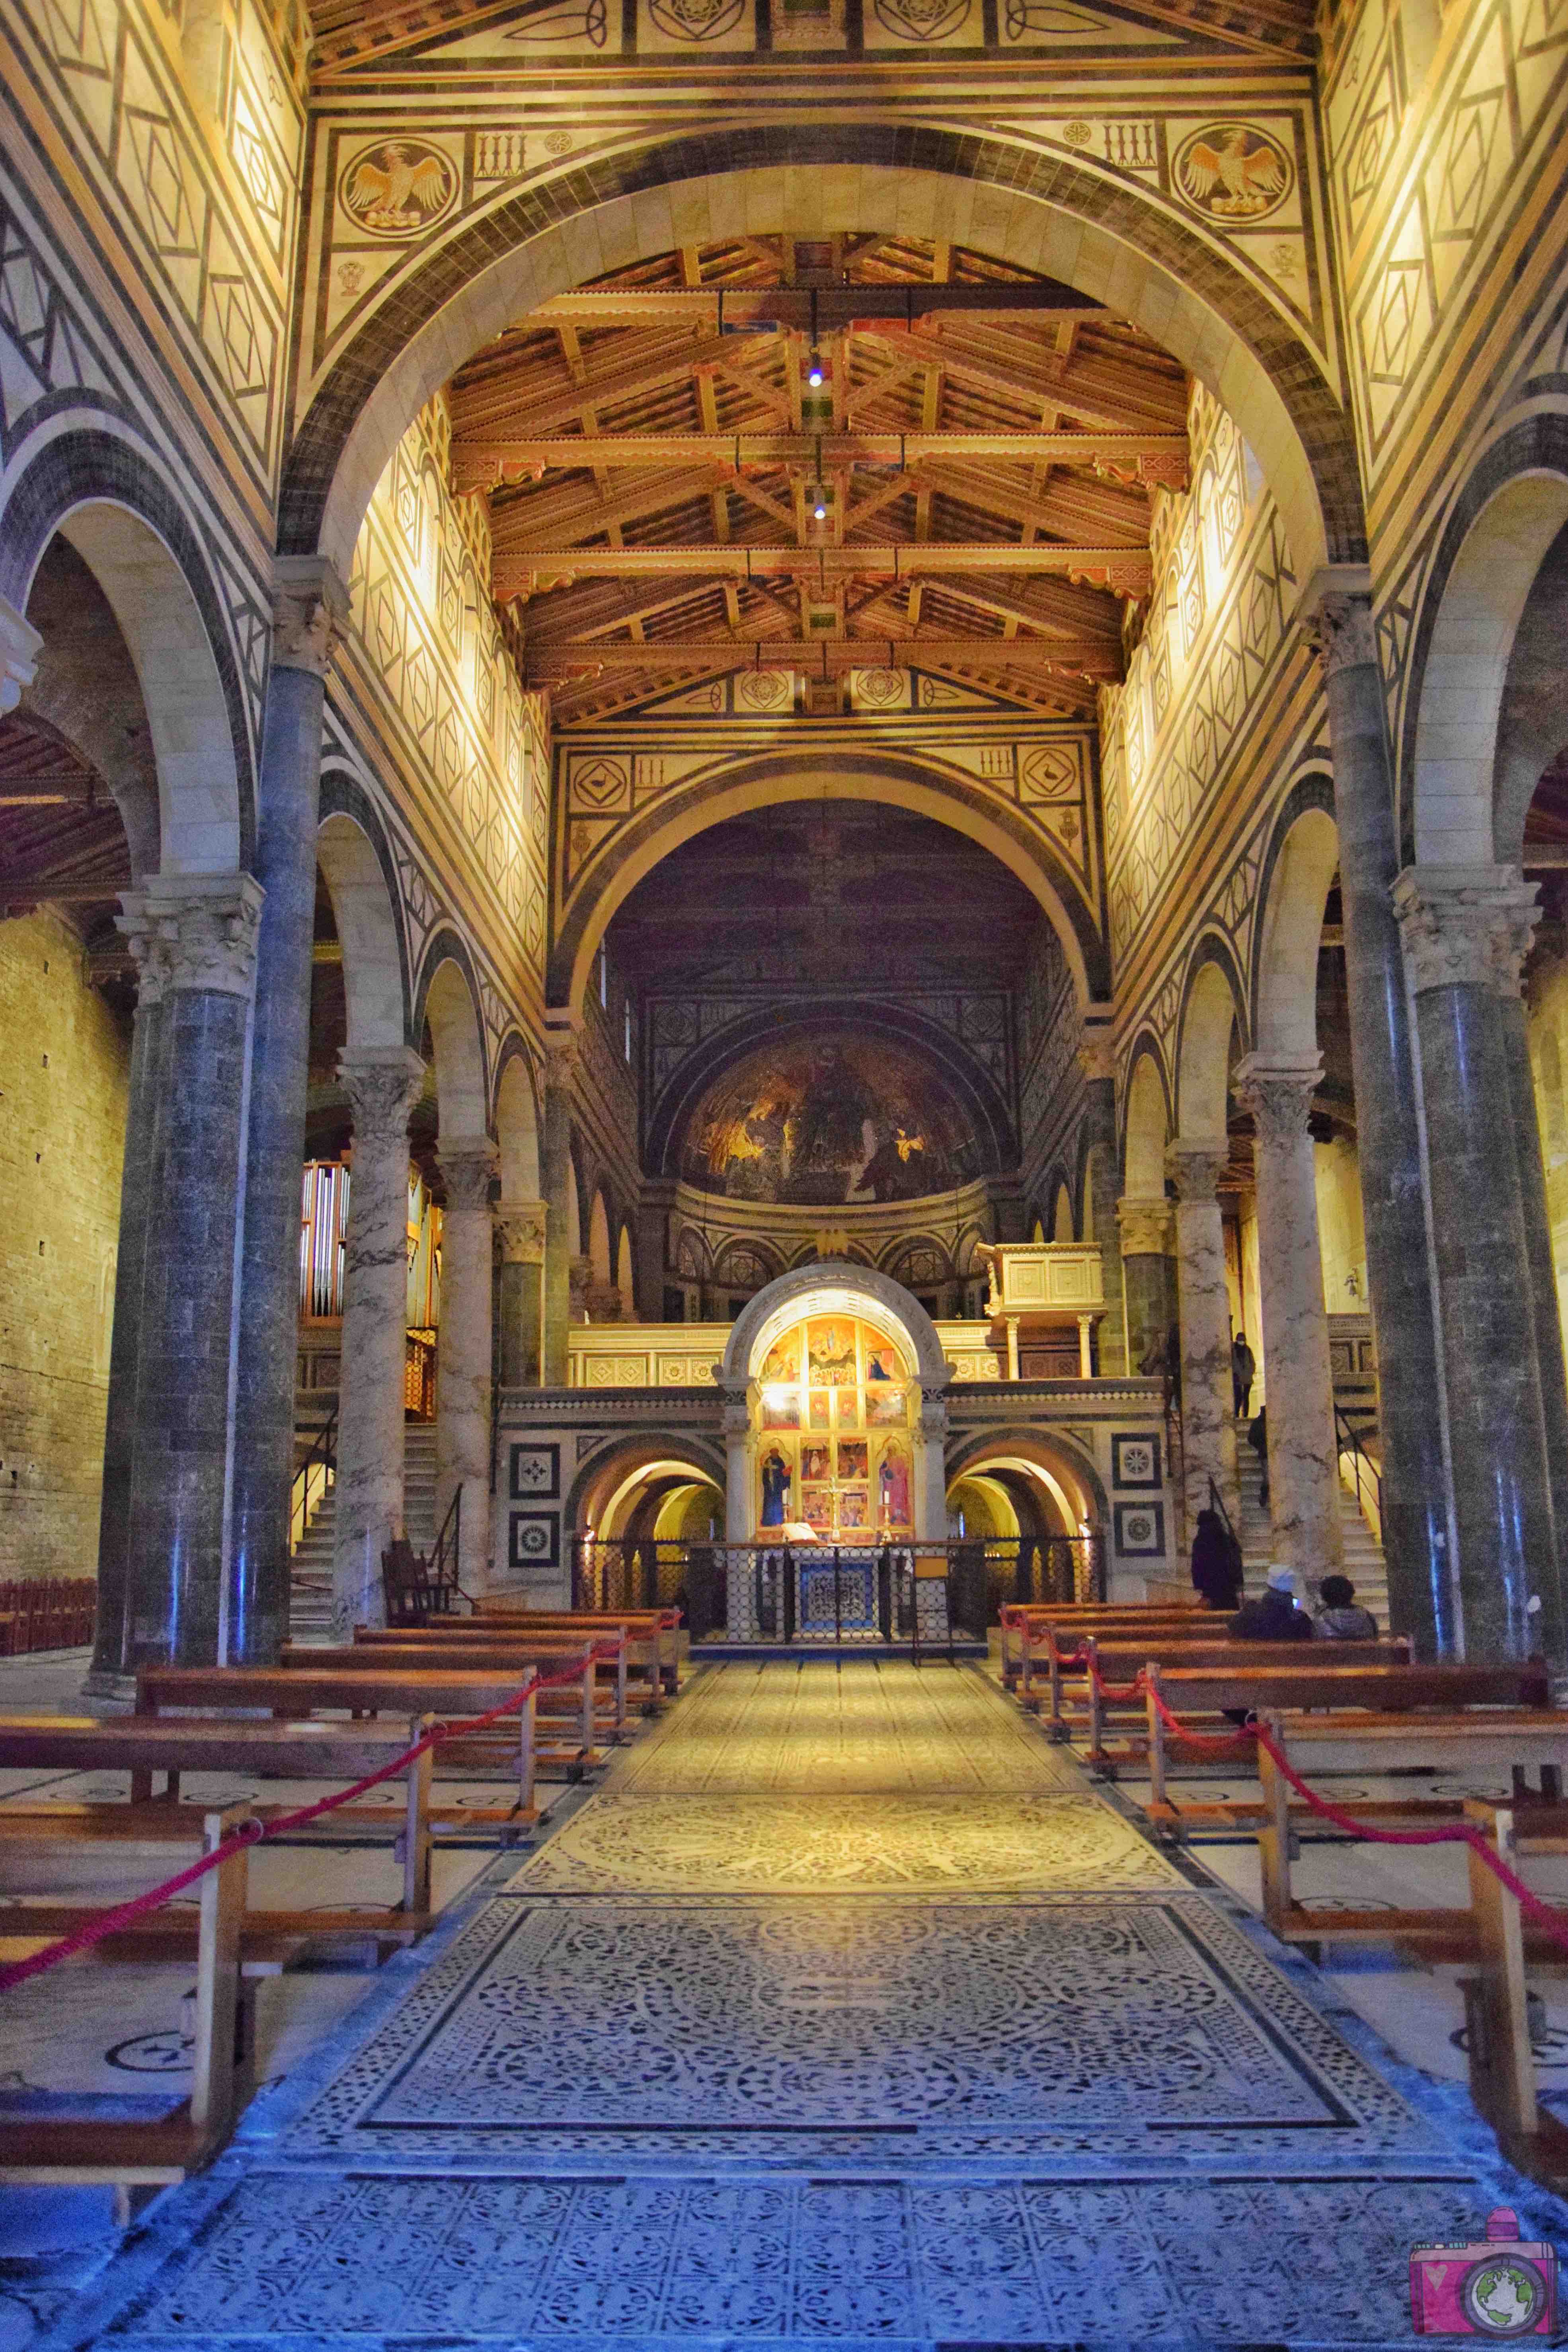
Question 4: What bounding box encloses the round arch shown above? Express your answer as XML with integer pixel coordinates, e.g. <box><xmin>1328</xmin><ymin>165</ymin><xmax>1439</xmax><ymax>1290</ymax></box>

<box><xmin>1051</xmin><ymin>1177</ymin><xmax>1076</xmax><ymax>1242</ymax></box>
<box><xmin>1405</xmin><ymin>416</ymin><xmax>1568</xmax><ymax>866</ymax></box>
<box><xmin>1175</xmin><ymin>936</ymin><xmax>1249</xmax><ymax>1141</ymax></box>
<box><xmin>1495</xmin><ymin>513</ymin><xmax>1568</xmax><ymax>861</ymax></box>
<box><xmin>566</xmin><ymin>1433</ymin><xmax>728</xmax><ymax>1534</ymax></box>
<box><xmin>415</xmin><ymin>934</ymin><xmax>490</xmax><ymax>1137</ymax></box>
<box><xmin>493</xmin><ymin>1039</ymin><xmax>542</xmax><ymax>1199</ymax></box>
<box><xmin>724</xmin><ymin>1260</ymin><xmax>950</xmax><ymax>1394</ymax></box>
<box><xmin>588</xmin><ymin>1190</ymin><xmax>613</xmax><ymax>1286</ymax></box>
<box><xmin>285</xmin><ymin>148</ymin><xmax>1357</xmax><ymax>590</ymax></box>
<box><xmin>1121</xmin><ymin>1038</ymin><xmax>1173</xmax><ymax>1195</ymax></box>
<box><xmin>1252</xmin><ymin>782</ymin><xmax>1338</xmax><ymax>1061</ymax></box>
<box><xmin>555</xmin><ymin>757</ymin><xmax>1106</xmax><ymax>1015</ymax></box>
<box><xmin>318</xmin><ymin>808</ymin><xmax>407</xmax><ymax>1053</ymax></box>
<box><xmin>645</xmin><ymin>993</ymin><xmax>1018</xmax><ymax>1179</ymax></box>
<box><xmin>944</xmin><ymin>1426</ymin><xmax>1109</xmax><ymax>1529</ymax></box>
<box><xmin>0</xmin><ymin>440</ymin><xmax>250</xmax><ymax>872</ymax></box>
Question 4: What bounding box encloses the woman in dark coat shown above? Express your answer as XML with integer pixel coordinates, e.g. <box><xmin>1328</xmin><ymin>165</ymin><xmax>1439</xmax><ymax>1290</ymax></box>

<box><xmin>1190</xmin><ymin>1506</ymin><xmax>1243</xmax><ymax>1610</ymax></box>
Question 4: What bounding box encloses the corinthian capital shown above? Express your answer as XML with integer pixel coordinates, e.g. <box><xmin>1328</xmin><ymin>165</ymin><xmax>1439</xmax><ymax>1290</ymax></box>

<box><xmin>1164</xmin><ymin>1139</ymin><xmax>1228</xmax><ymax>1203</ymax></box>
<box><xmin>117</xmin><ymin>873</ymin><xmax>265</xmax><ymax>1000</ymax></box>
<box><xmin>338</xmin><ymin>1044</ymin><xmax>426</xmax><ymax>1147</ymax></box>
<box><xmin>1077</xmin><ymin>1033</ymin><xmax>1117</xmax><ymax>1087</ymax></box>
<box><xmin>496</xmin><ymin>1199</ymin><xmax>547</xmax><ymax>1263</ymax></box>
<box><xmin>1116</xmin><ymin>1196</ymin><xmax>1170</xmax><ymax>1256</ymax></box>
<box><xmin>1300</xmin><ymin>565</ymin><xmax>1377</xmax><ymax>678</ymax></box>
<box><xmin>271</xmin><ymin>557</ymin><xmax>350</xmax><ymax>679</ymax></box>
<box><xmin>1233</xmin><ymin>1052</ymin><xmax>1322</xmax><ymax>1139</ymax></box>
<box><xmin>438</xmin><ymin>1133</ymin><xmax>499</xmax><ymax>1211</ymax></box>
<box><xmin>1392</xmin><ymin>866</ymin><xmax>1541</xmax><ymax>997</ymax></box>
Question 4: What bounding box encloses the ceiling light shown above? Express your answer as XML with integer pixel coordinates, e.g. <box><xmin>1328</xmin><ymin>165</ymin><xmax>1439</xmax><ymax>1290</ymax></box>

<box><xmin>807</xmin><ymin>347</ymin><xmax>825</xmax><ymax>388</ymax></box>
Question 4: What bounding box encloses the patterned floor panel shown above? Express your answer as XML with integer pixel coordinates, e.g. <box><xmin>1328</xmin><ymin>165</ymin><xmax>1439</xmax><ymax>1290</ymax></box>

<box><xmin>606</xmin><ymin>1663</ymin><xmax>1079</xmax><ymax>1795</ymax></box>
<box><xmin>508</xmin><ymin>1791</ymin><xmax>1183</xmax><ymax>1892</ymax></box>
<box><xmin>265</xmin><ymin>1889</ymin><xmax>1437</xmax><ymax>2173</ymax></box>
<box><xmin>69</xmin><ymin>2171</ymin><xmax>1488</xmax><ymax>2345</ymax></box>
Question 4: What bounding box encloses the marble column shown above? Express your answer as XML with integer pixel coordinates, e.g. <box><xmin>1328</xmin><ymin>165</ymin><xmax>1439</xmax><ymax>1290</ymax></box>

<box><xmin>333</xmin><ymin>1047</ymin><xmax>423</xmax><ymax>1639</ymax></box>
<box><xmin>1311</xmin><ymin>580</ymin><xmax>1455</xmax><ymax>1656</ymax></box>
<box><xmin>117</xmin><ymin>876</ymin><xmax>264</xmax><ymax>1670</ymax></box>
<box><xmin>1078</xmin><ymin>1037</ymin><xmax>1126</xmax><ymax>1374</ymax></box>
<box><xmin>497</xmin><ymin>1200</ymin><xmax>546</xmax><ymax>1387</ymax></box>
<box><xmin>542</xmin><ymin>1028</ymin><xmax>579</xmax><ymax>1385</ymax></box>
<box><xmin>435</xmin><ymin>1134</ymin><xmax>498</xmax><ymax>1593</ymax></box>
<box><xmin>1167</xmin><ymin>1140</ymin><xmax>1239</xmax><ymax>1529</ymax></box>
<box><xmin>722</xmin><ymin>1389</ymin><xmax>756</xmax><ymax>1542</ymax></box>
<box><xmin>85</xmin><ymin>956</ymin><xmax>168</xmax><ymax>1693</ymax></box>
<box><xmin>1394</xmin><ymin>867</ymin><xmax>1560</xmax><ymax>1664</ymax></box>
<box><xmin>228</xmin><ymin>560</ymin><xmax>348</xmax><ymax>1664</ymax></box>
<box><xmin>1117</xmin><ymin>1196</ymin><xmax>1171</xmax><ymax>1375</ymax></box>
<box><xmin>915</xmin><ymin>1389</ymin><xmax>951</xmax><ymax>1537</ymax></box>
<box><xmin>1235</xmin><ymin>1055</ymin><xmax>1344</xmax><ymax>1579</ymax></box>
<box><xmin>1500</xmin><ymin>986</ymin><xmax>1568</xmax><ymax>1662</ymax></box>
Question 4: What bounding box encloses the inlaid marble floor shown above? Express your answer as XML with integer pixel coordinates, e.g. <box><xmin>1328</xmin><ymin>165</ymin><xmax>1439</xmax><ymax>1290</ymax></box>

<box><xmin>23</xmin><ymin>1660</ymin><xmax>1568</xmax><ymax>2351</ymax></box>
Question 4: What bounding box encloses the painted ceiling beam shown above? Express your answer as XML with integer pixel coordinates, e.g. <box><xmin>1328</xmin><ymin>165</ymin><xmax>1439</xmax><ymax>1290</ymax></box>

<box><xmin>519</xmin><ymin>634</ymin><xmax>1124</xmax><ymax>680</ymax></box>
<box><xmin>494</xmin><ymin>543</ymin><xmax>1152</xmax><ymax>596</ymax></box>
<box><xmin>451</xmin><ymin>431</ymin><xmax>1190</xmax><ymax>493</ymax></box>
<box><xmin>527</xmin><ymin>286</ymin><xmax>1104</xmax><ymax>330</ymax></box>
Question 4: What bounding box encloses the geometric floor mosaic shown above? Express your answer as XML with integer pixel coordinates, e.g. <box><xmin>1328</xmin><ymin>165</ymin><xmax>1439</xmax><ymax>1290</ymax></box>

<box><xmin>84</xmin><ymin>2171</ymin><xmax>1491</xmax><ymax>2343</ymax></box>
<box><xmin>30</xmin><ymin>1662</ymin><xmax>1568</xmax><ymax>2351</ymax></box>
<box><xmin>509</xmin><ymin>1790</ymin><xmax>1184</xmax><ymax>1891</ymax></box>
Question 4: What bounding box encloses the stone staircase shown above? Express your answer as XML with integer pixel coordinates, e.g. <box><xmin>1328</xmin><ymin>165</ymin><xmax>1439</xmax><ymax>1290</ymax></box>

<box><xmin>1233</xmin><ymin>1430</ymin><xmax>1390</xmax><ymax>1629</ymax></box>
<box><xmin>289</xmin><ymin>1423</ymin><xmax>439</xmax><ymax>1644</ymax></box>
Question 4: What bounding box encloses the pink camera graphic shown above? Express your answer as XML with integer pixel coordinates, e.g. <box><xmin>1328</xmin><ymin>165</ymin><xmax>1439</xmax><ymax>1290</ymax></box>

<box><xmin>1409</xmin><ymin>2208</ymin><xmax>1558</xmax><ymax>2336</ymax></box>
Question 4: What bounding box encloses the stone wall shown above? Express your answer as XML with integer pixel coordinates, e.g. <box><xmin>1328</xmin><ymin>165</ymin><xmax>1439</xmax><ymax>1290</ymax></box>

<box><xmin>0</xmin><ymin>912</ymin><xmax>129</xmax><ymax>1579</ymax></box>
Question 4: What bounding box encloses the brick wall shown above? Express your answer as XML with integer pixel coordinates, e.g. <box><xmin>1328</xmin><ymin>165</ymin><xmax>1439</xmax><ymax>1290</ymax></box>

<box><xmin>0</xmin><ymin>911</ymin><xmax>130</xmax><ymax>1580</ymax></box>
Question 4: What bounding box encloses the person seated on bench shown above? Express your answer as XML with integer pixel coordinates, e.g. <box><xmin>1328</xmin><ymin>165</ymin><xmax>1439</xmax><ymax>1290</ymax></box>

<box><xmin>1228</xmin><ymin>1564</ymin><xmax>1314</xmax><ymax>1643</ymax></box>
<box><xmin>1190</xmin><ymin>1507</ymin><xmax>1243</xmax><ymax>1611</ymax></box>
<box><xmin>1312</xmin><ymin>1572</ymin><xmax>1380</xmax><ymax>1641</ymax></box>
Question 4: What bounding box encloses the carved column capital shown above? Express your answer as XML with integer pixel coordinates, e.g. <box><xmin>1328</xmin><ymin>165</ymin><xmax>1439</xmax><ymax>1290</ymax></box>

<box><xmin>1392</xmin><ymin>865</ymin><xmax>1541</xmax><ymax>996</ymax></box>
<box><xmin>1116</xmin><ymin>1195</ymin><xmax>1170</xmax><ymax>1256</ymax></box>
<box><xmin>1077</xmin><ymin>1033</ymin><xmax>1117</xmax><ymax>1087</ymax></box>
<box><xmin>0</xmin><ymin>594</ymin><xmax>42</xmax><ymax>714</ymax></box>
<box><xmin>271</xmin><ymin>557</ymin><xmax>350</xmax><ymax>679</ymax></box>
<box><xmin>1164</xmin><ymin>1139</ymin><xmax>1228</xmax><ymax>1203</ymax></box>
<box><xmin>1233</xmin><ymin>1052</ymin><xmax>1322</xmax><ymax>1139</ymax></box>
<box><xmin>338</xmin><ymin>1045</ymin><xmax>426</xmax><ymax>1146</ymax></box>
<box><xmin>117</xmin><ymin>874</ymin><xmax>265</xmax><ymax>1001</ymax></box>
<box><xmin>437</xmin><ymin>1133</ymin><xmax>498</xmax><ymax>1212</ymax></box>
<box><xmin>720</xmin><ymin>1394</ymin><xmax>753</xmax><ymax>1441</ymax></box>
<box><xmin>496</xmin><ymin>1199</ymin><xmax>547</xmax><ymax>1264</ymax></box>
<box><xmin>1299</xmin><ymin>566</ymin><xmax>1376</xmax><ymax>677</ymax></box>
<box><xmin>917</xmin><ymin>1394</ymin><xmax>949</xmax><ymax>1441</ymax></box>
<box><xmin>544</xmin><ymin>1028</ymin><xmax>581</xmax><ymax>1093</ymax></box>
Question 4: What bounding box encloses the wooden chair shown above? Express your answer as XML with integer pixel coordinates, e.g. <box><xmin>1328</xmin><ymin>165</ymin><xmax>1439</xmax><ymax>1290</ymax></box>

<box><xmin>382</xmin><ymin>1536</ymin><xmax>468</xmax><ymax>1627</ymax></box>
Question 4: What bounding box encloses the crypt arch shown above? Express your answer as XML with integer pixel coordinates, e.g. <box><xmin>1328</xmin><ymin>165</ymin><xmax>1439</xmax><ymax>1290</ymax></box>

<box><xmin>0</xmin><ymin>431</ymin><xmax>251</xmax><ymax>873</ymax></box>
<box><xmin>565</xmin><ymin>1433</ymin><xmax>727</xmax><ymax>1541</ymax></box>
<box><xmin>944</xmin><ymin>1426</ymin><xmax>1109</xmax><ymax>1534</ymax></box>
<box><xmin>1404</xmin><ymin>414</ymin><xmax>1568</xmax><ymax>867</ymax></box>
<box><xmin>285</xmin><ymin>148</ymin><xmax>1360</xmax><ymax>593</ymax></box>
<box><xmin>552</xmin><ymin>755</ymin><xmax>1108</xmax><ymax>1020</ymax></box>
<box><xmin>1175</xmin><ymin>936</ymin><xmax>1250</xmax><ymax>1142</ymax></box>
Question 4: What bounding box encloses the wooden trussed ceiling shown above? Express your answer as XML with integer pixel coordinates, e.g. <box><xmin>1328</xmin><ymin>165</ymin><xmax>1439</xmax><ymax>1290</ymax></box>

<box><xmin>445</xmin><ymin>233</ymin><xmax>1192</xmax><ymax>723</ymax></box>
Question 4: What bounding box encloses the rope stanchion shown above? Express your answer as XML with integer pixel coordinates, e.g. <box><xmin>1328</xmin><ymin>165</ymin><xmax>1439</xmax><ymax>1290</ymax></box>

<box><xmin>0</xmin><ymin>1640</ymin><xmax>622</xmax><ymax>1996</ymax></box>
<box><xmin>1145</xmin><ymin>1679</ymin><xmax>1259</xmax><ymax>1756</ymax></box>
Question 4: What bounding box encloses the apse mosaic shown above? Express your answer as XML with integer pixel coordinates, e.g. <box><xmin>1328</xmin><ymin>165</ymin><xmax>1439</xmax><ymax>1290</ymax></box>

<box><xmin>683</xmin><ymin>1033</ymin><xmax>978</xmax><ymax>1205</ymax></box>
<box><xmin>755</xmin><ymin>1315</ymin><xmax>913</xmax><ymax>1539</ymax></box>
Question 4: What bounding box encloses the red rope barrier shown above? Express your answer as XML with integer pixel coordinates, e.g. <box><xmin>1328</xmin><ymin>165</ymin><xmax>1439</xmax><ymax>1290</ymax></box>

<box><xmin>0</xmin><ymin>1641</ymin><xmax>621</xmax><ymax>1995</ymax></box>
<box><xmin>1145</xmin><ymin>1680</ymin><xmax>1260</xmax><ymax>1755</ymax></box>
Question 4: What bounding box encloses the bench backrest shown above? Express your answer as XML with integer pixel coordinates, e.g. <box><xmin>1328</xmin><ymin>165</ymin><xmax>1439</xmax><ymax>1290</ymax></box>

<box><xmin>137</xmin><ymin>1662</ymin><xmax>568</xmax><ymax>1715</ymax></box>
<box><xmin>1153</xmin><ymin>1660</ymin><xmax>1549</xmax><ymax>1709</ymax></box>
<box><xmin>1079</xmin><ymin>1637</ymin><xmax>1411</xmax><ymax>1673</ymax></box>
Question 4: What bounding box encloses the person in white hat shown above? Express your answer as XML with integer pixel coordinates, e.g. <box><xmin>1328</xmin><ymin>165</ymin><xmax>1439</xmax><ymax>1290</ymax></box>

<box><xmin>1226</xmin><ymin>1561</ymin><xmax>1315</xmax><ymax>1644</ymax></box>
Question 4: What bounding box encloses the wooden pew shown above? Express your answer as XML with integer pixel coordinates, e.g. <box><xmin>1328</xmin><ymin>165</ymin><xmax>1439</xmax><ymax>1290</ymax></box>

<box><xmin>1003</xmin><ymin>1606</ymin><xmax>1230</xmax><ymax>1714</ymax></box>
<box><xmin>1459</xmin><ymin>1798</ymin><xmax>1568</xmax><ymax>2186</ymax></box>
<box><xmin>299</xmin><ymin>1635</ymin><xmax>626</xmax><ymax>1751</ymax></box>
<box><xmin>135</xmin><ymin>1656</ymin><xmax>585</xmax><ymax>1792</ymax></box>
<box><xmin>1072</xmin><ymin>1635</ymin><xmax>1412</xmax><ymax>1752</ymax></box>
<box><xmin>1143</xmin><ymin>1660</ymin><xmax>1552</xmax><ymax>1807</ymax></box>
<box><xmin>472</xmin><ymin>1605</ymin><xmax>682</xmax><ymax>1699</ymax></box>
<box><xmin>999</xmin><ymin>1601</ymin><xmax>1206</xmax><ymax>1692</ymax></box>
<box><xmin>1253</xmin><ymin>1706</ymin><xmax>1568</xmax><ymax>1946</ymax></box>
<box><xmin>343</xmin><ymin>1625</ymin><xmax>639</xmax><ymax>1734</ymax></box>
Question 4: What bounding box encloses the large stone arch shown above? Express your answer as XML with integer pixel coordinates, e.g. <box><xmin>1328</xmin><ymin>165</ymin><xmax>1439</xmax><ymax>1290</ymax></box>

<box><xmin>1404</xmin><ymin>414</ymin><xmax>1568</xmax><ymax>866</ymax></box>
<box><xmin>1252</xmin><ymin>778</ymin><xmax>1338</xmax><ymax>1061</ymax></box>
<box><xmin>944</xmin><ymin>1424</ymin><xmax>1109</xmax><ymax>1531</ymax></box>
<box><xmin>1121</xmin><ymin>1036</ymin><xmax>1173</xmax><ymax>1192</ymax></box>
<box><xmin>1174</xmin><ymin>934</ymin><xmax>1249</xmax><ymax>1141</ymax></box>
<box><xmin>554</xmin><ymin>754</ymin><xmax>1106</xmax><ymax>1015</ymax></box>
<box><xmin>493</xmin><ymin>1036</ymin><xmax>542</xmax><ymax>1199</ymax></box>
<box><xmin>0</xmin><ymin>429</ymin><xmax>251</xmax><ymax>871</ymax></box>
<box><xmin>286</xmin><ymin>145</ymin><xmax>1359</xmax><ymax>589</ymax></box>
<box><xmin>413</xmin><ymin>928</ymin><xmax>490</xmax><ymax>1133</ymax></box>
<box><xmin>317</xmin><ymin>802</ymin><xmax>409</xmax><ymax>1055</ymax></box>
<box><xmin>723</xmin><ymin>1260</ymin><xmax>951</xmax><ymax>1394</ymax></box>
<box><xmin>644</xmin><ymin>995</ymin><xmax>1018</xmax><ymax>1179</ymax></box>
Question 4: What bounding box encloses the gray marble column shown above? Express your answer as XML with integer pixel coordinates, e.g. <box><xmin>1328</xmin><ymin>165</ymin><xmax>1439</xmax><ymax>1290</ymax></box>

<box><xmin>116</xmin><ymin>876</ymin><xmax>264</xmax><ymax>1671</ymax></box>
<box><xmin>497</xmin><ymin>1200</ymin><xmax>546</xmax><ymax>1387</ymax></box>
<box><xmin>84</xmin><ymin>965</ymin><xmax>167</xmax><ymax>1693</ymax></box>
<box><xmin>1167</xmin><ymin>1141</ymin><xmax>1239</xmax><ymax>1530</ymax></box>
<box><xmin>1500</xmin><ymin>987</ymin><xmax>1568</xmax><ymax>1662</ymax></box>
<box><xmin>542</xmin><ymin>1028</ymin><xmax>579</xmax><ymax>1385</ymax></box>
<box><xmin>1117</xmin><ymin>1196</ymin><xmax>1171</xmax><ymax>1375</ymax></box>
<box><xmin>333</xmin><ymin>1047</ymin><xmax>423</xmax><ymax>1638</ymax></box>
<box><xmin>1235</xmin><ymin>1055</ymin><xmax>1344</xmax><ymax>1580</ymax></box>
<box><xmin>435</xmin><ymin>1135</ymin><xmax>498</xmax><ymax>1593</ymax></box>
<box><xmin>228</xmin><ymin>561</ymin><xmax>348</xmax><ymax>1664</ymax></box>
<box><xmin>1310</xmin><ymin>581</ymin><xmax>1456</xmax><ymax>1657</ymax></box>
<box><xmin>1079</xmin><ymin>1038</ymin><xmax>1125</xmax><ymax>1375</ymax></box>
<box><xmin>1394</xmin><ymin>867</ymin><xmax>1560</xmax><ymax>1664</ymax></box>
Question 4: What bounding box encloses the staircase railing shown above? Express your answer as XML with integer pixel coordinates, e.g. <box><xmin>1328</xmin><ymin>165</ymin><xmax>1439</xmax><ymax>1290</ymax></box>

<box><xmin>1206</xmin><ymin>1472</ymin><xmax>1238</xmax><ymax>1549</ymax></box>
<box><xmin>429</xmin><ymin>1484</ymin><xmax>463</xmax><ymax>1598</ymax></box>
<box><xmin>1334</xmin><ymin>1400</ymin><xmax>1383</xmax><ymax>1545</ymax></box>
<box><xmin>289</xmin><ymin>1410</ymin><xmax>336</xmax><ymax>1555</ymax></box>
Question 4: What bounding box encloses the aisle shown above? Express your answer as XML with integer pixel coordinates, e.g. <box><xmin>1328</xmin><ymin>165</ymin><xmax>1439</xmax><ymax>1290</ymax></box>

<box><xmin>37</xmin><ymin>1661</ymin><xmax>1568</xmax><ymax>2349</ymax></box>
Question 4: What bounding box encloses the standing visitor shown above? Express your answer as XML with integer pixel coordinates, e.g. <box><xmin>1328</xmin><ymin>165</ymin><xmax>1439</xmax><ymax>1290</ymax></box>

<box><xmin>1231</xmin><ymin>1330</ymin><xmax>1256</xmax><ymax>1419</ymax></box>
<box><xmin>1190</xmin><ymin>1505</ymin><xmax>1244</xmax><ymax>1611</ymax></box>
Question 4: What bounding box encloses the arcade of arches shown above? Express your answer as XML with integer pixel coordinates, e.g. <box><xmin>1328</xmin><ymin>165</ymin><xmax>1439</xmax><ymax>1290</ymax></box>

<box><xmin>4</xmin><ymin>0</ymin><xmax>1568</xmax><ymax>2319</ymax></box>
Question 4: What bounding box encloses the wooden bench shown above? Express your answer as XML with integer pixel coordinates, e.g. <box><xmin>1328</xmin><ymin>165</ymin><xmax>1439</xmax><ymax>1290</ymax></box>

<box><xmin>1002</xmin><ymin>1606</ymin><xmax>1234</xmax><ymax>1714</ymax></box>
<box><xmin>1458</xmin><ymin>1798</ymin><xmax>1568</xmax><ymax>2188</ymax></box>
<box><xmin>1253</xmin><ymin>1705</ymin><xmax>1568</xmax><ymax>1946</ymax></box>
<box><xmin>1069</xmin><ymin>1635</ymin><xmax>1412</xmax><ymax>1752</ymax></box>
<box><xmin>999</xmin><ymin>1601</ymin><xmax>1206</xmax><ymax>1692</ymax></box>
<box><xmin>1142</xmin><ymin>1660</ymin><xmax>1553</xmax><ymax>1808</ymax></box>
<box><xmin>343</xmin><ymin>1625</ymin><xmax>639</xmax><ymax>1735</ymax></box>
<box><xmin>472</xmin><ymin>1605</ymin><xmax>683</xmax><ymax>1699</ymax></box>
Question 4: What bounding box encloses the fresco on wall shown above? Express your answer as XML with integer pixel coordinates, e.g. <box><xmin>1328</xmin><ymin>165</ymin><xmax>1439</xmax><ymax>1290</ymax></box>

<box><xmin>683</xmin><ymin>1034</ymin><xmax>978</xmax><ymax>1204</ymax></box>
